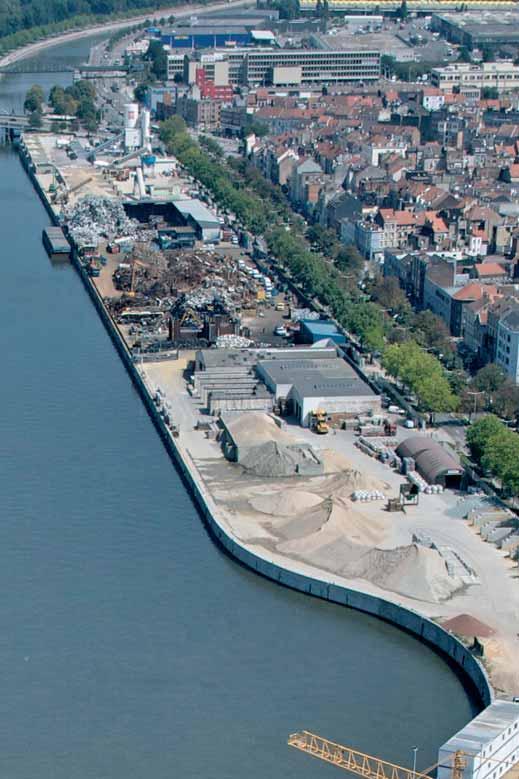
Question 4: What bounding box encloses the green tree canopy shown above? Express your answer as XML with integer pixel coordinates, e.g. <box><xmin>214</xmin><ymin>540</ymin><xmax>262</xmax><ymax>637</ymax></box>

<box><xmin>24</xmin><ymin>84</ymin><xmax>44</xmax><ymax>113</ymax></box>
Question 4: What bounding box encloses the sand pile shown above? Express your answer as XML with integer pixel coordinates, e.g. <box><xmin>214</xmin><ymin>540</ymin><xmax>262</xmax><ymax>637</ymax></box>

<box><xmin>441</xmin><ymin>614</ymin><xmax>495</xmax><ymax>638</ymax></box>
<box><xmin>345</xmin><ymin>544</ymin><xmax>463</xmax><ymax>603</ymax></box>
<box><xmin>277</xmin><ymin>496</ymin><xmax>388</xmax><ymax>559</ymax></box>
<box><xmin>249</xmin><ymin>490</ymin><xmax>322</xmax><ymax>516</ymax></box>
<box><xmin>224</xmin><ymin>412</ymin><xmax>298</xmax><ymax>448</ymax></box>
<box><xmin>316</xmin><ymin>467</ymin><xmax>389</xmax><ymax>497</ymax></box>
<box><xmin>241</xmin><ymin>441</ymin><xmax>319</xmax><ymax>478</ymax></box>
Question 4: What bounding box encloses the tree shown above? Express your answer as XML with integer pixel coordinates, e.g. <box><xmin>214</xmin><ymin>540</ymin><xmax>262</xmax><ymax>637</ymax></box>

<box><xmin>147</xmin><ymin>39</ymin><xmax>168</xmax><ymax>80</ymax></box>
<box><xmin>397</xmin><ymin>0</ymin><xmax>408</xmax><ymax>19</ymax></box>
<box><xmin>482</xmin><ymin>86</ymin><xmax>499</xmax><ymax>99</ymax></box>
<box><xmin>412</xmin><ymin>310</ymin><xmax>454</xmax><ymax>356</ymax></box>
<box><xmin>481</xmin><ymin>46</ymin><xmax>495</xmax><ymax>63</ymax></box>
<box><xmin>493</xmin><ymin>381</ymin><xmax>519</xmax><ymax>421</ymax></box>
<box><xmin>335</xmin><ymin>244</ymin><xmax>364</xmax><ymax>277</ymax></box>
<box><xmin>382</xmin><ymin>340</ymin><xmax>458</xmax><ymax>411</ymax></box>
<box><xmin>371</xmin><ymin>276</ymin><xmax>409</xmax><ymax>313</ymax></box>
<box><xmin>49</xmin><ymin>85</ymin><xmax>66</xmax><ymax>114</ymax></box>
<box><xmin>134</xmin><ymin>83</ymin><xmax>148</xmax><ymax>103</ymax></box>
<box><xmin>458</xmin><ymin>46</ymin><xmax>471</xmax><ymax>63</ymax></box>
<box><xmin>466</xmin><ymin>414</ymin><xmax>505</xmax><ymax>461</ymax></box>
<box><xmin>24</xmin><ymin>84</ymin><xmax>44</xmax><ymax>114</ymax></box>
<box><xmin>474</xmin><ymin>363</ymin><xmax>506</xmax><ymax>395</ymax></box>
<box><xmin>28</xmin><ymin>109</ymin><xmax>42</xmax><ymax>127</ymax></box>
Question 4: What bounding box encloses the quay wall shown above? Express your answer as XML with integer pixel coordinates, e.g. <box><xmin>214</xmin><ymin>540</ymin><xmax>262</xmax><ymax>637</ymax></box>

<box><xmin>74</xmin><ymin>252</ymin><xmax>493</xmax><ymax>711</ymax></box>
<box><xmin>21</xmin><ymin>144</ymin><xmax>493</xmax><ymax>712</ymax></box>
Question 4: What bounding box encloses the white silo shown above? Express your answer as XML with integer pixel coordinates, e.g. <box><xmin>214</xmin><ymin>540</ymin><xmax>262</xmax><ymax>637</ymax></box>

<box><xmin>140</xmin><ymin>108</ymin><xmax>151</xmax><ymax>145</ymax></box>
<box><xmin>124</xmin><ymin>103</ymin><xmax>139</xmax><ymax>129</ymax></box>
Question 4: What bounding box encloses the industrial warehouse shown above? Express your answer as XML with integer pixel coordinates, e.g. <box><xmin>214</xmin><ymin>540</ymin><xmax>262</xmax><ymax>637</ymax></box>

<box><xmin>192</xmin><ymin>345</ymin><xmax>380</xmax><ymax>422</ymax></box>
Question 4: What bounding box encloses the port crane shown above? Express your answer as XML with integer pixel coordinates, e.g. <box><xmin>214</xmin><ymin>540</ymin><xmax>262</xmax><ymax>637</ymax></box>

<box><xmin>287</xmin><ymin>732</ymin><xmax>468</xmax><ymax>779</ymax></box>
<box><xmin>288</xmin><ymin>731</ymin><xmax>519</xmax><ymax>779</ymax></box>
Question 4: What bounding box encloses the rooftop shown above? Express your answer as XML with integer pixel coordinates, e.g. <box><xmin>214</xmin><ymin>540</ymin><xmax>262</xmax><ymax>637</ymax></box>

<box><xmin>439</xmin><ymin>700</ymin><xmax>519</xmax><ymax>757</ymax></box>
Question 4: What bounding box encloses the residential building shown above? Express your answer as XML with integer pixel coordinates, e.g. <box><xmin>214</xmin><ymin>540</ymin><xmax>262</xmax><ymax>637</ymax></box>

<box><xmin>496</xmin><ymin>307</ymin><xmax>519</xmax><ymax>382</ymax></box>
<box><xmin>431</xmin><ymin>62</ymin><xmax>519</xmax><ymax>95</ymax></box>
<box><xmin>376</xmin><ymin>208</ymin><xmax>417</xmax><ymax>250</ymax></box>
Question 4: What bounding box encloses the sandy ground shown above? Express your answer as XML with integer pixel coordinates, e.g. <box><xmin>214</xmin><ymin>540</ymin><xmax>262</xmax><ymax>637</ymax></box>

<box><xmin>0</xmin><ymin>0</ymin><xmax>253</xmax><ymax>68</ymax></box>
<box><xmin>141</xmin><ymin>356</ymin><xmax>519</xmax><ymax>696</ymax></box>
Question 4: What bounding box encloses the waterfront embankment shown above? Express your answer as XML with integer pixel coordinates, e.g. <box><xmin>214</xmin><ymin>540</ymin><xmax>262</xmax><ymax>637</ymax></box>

<box><xmin>17</xmin><ymin>135</ymin><xmax>494</xmax><ymax>713</ymax></box>
<box><xmin>0</xmin><ymin>0</ymin><xmax>252</xmax><ymax>68</ymax></box>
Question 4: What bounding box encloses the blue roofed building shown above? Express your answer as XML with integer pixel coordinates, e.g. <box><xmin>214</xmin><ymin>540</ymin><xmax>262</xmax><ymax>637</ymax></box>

<box><xmin>299</xmin><ymin>320</ymin><xmax>347</xmax><ymax>346</ymax></box>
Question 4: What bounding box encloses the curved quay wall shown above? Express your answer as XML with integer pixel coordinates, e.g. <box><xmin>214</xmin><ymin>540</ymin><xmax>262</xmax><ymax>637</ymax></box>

<box><xmin>20</xmin><ymin>143</ymin><xmax>493</xmax><ymax>713</ymax></box>
<box><xmin>75</xmin><ymin>259</ymin><xmax>493</xmax><ymax>712</ymax></box>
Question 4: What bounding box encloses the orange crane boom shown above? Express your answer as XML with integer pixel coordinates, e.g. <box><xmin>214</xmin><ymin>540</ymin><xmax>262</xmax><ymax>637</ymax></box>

<box><xmin>288</xmin><ymin>732</ymin><xmax>467</xmax><ymax>779</ymax></box>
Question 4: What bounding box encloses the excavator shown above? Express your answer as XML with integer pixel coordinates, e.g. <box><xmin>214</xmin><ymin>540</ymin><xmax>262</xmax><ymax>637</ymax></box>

<box><xmin>310</xmin><ymin>409</ymin><xmax>329</xmax><ymax>435</ymax></box>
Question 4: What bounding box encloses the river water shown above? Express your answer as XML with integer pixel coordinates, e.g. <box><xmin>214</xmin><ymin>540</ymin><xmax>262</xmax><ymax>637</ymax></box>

<box><xmin>0</xmin><ymin>35</ymin><xmax>478</xmax><ymax>779</ymax></box>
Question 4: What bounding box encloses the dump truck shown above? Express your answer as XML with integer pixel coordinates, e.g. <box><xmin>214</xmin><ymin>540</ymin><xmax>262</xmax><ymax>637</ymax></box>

<box><xmin>311</xmin><ymin>409</ymin><xmax>329</xmax><ymax>435</ymax></box>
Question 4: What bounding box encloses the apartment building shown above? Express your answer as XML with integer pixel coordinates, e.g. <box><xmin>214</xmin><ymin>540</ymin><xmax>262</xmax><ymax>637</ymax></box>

<box><xmin>431</xmin><ymin>61</ymin><xmax>519</xmax><ymax>94</ymax></box>
<box><xmin>496</xmin><ymin>307</ymin><xmax>519</xmax><ymax>383</ymax></box>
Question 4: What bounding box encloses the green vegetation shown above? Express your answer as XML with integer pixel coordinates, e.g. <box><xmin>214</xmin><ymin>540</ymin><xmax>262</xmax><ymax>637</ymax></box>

<box><xmin>381</xmin><ymin>54</ymin><xmax>436</xmax><ymax>82</ymax></box>
<box><xmin>466</xmin><ymin>415</ymin><xmax>519</xmax><ymax>495</ymax></box>
<box><xmin>26</xmin><ymin>79</ymin><xmax>99</xmax><ymax>130</ymax></box>
<box><xmin>146</xmin><ymin>38</ymin><xmax>168</xmax><ymax>80</ymax></box>
<box><xmin>481</xmin><ymin>86</ymin><xmax>499</xmax><ymax>100</ymax></box>
<box><xmin>23</xmin><ymin>83</ymin><xmax>43</xmax><ymax>112</ymax></box>
<box><xmin>382</xmin><ymin>341</ymin><xmax>459</xmax><ymax>412</ymax></box>
<box><xmin>0</xmin><ymin>0</ymin><xmax>195</xmax><ymax>52</ymax></box>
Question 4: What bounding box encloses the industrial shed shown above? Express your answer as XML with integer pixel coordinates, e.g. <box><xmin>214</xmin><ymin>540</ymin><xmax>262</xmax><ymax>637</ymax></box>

<box><xmin>173</xmin><ymin>199</ymin><xmax>221</xmax><ymax>243</ymax></box>
<box><xmin>396</xmin><ymin>436</ymin><xmax>464</xmax><ymax>488</ymax></box>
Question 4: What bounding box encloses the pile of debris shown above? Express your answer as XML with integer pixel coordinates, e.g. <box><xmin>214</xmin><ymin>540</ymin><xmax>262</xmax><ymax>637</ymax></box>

<box><xmin>65</xmin><ymin>196</ymin><xmax>137</xmax><ymax>246</ymax></box>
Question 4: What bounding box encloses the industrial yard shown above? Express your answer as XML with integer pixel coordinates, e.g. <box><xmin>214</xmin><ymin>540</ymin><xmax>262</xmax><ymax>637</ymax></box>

<box><xmin>139</xmin><ymin>351</ymin><xmax>519</xmax><ymax>696</ymax></box>
<box><xmin>23</xmin><ymin>113</ymin><xmax>519</xmax><ymax>696</ymax></box>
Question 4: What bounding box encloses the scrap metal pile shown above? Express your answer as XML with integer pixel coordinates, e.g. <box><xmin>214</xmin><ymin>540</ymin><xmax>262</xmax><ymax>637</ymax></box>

<box><xmin>64</xmin><ymin>196</ymin><xmax>139</xmax><ymax>247</ymax></box>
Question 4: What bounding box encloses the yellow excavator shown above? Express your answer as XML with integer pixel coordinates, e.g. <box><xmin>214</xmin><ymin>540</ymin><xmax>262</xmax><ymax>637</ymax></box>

<box><xmin>310</xmin><ymin>409</ymin><xmax>329</xmax><ymax>435</ymax></box>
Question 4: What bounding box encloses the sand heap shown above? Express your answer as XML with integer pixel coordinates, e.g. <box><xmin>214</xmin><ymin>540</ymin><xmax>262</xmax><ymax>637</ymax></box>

<box><xmin>345</xmin><ymin>544</ymin><xmax>463</xmax><ymax>603</ymax></box>
<box><xmin>260</xmin><ymin>495</ymin><xmax>461</xmax><ymax>603</ymax></box>
<box><xmin>249</xmin><ymin>490</ymin><xmax>323</xmax><ymax>516</ymax></box>
<box><xmin>317</xmin><ymin>450</ymin><xmax>390</xmax><ymax>496</ymax></box>
<box><xmin>276</xmin><ymin>496</ymin><xmax>389</xmax><ymax>561</ymax></box>
<box><xmin>240</xmin><ymin>440</ymin><xmax>321</xmax><ymax>478</ymax></box>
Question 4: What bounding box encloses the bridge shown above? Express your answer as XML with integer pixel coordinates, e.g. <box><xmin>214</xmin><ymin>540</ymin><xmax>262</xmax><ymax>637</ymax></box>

<box><xmin>0</xmin><ymin>112</ymin><xmax>29</xmax><ymax>141</ymax></box>
<box><xmin>0</xmin><ymin>60</ymin><xmax>128</xmax><ymax>76</ymax></box>
<box><xmin>0</xmin><ymin>60</ymin><xmax>74</xmax><ymax>74</ymax></box>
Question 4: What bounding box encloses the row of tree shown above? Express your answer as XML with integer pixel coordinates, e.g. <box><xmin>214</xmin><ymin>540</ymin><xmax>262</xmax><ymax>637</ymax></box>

<box><xmin>382</xmin><ymin>341</ymin><xmax>459</xmax><ymax>412</ymax></box>
<box><xmin>466</xmin><ymin>415</ymin><xmax>519</xmax><ymax>495</ymax></box>
<box><xmin>0</xmin><ymin>0</ymin><xmax>189</xmax><ymax>44</ymax></box>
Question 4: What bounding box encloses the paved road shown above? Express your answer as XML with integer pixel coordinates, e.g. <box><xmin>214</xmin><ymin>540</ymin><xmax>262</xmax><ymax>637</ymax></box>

<box><xmin>0</xmin><ymin>0</ymin><xmax>253</xmax><ymax>68</ymax></box>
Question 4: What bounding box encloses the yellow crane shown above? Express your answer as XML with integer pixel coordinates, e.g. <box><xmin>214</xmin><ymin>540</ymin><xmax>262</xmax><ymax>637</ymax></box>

<box><xmin>128</xmin><ymin>258</ymin><xmax>147</xmax><ymax>298</ymax></box>
<box><xmin>287</xmin><ymin>732</ymin><xmax>467</xmax><ymax>779</ymax></box>
<box><xmin>288</xmin><ymin>731</ymin><xmax>519</xmax><ymax>779</ymax></box>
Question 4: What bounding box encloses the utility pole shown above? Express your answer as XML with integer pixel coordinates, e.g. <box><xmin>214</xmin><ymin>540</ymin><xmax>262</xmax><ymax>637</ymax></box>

<box><xmin>466</xmin><ymin>390</ymin><xmax>484</xmax><ymax>419</ymax></box>
<box><xmin>412</xmin><ymin>747</ymin><xmax>418</xmax><ymax>779</ymax></box>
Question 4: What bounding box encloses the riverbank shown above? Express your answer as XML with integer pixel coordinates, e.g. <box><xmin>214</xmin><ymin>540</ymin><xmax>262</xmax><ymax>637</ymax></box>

<box><xmin>15</xmin><ymin>136</ymin><xmax>496</xmax><ymax>713</ymax></box>
<box><xmin>0</xmin><ymin>0</ymin><xmax>252</xmax><ymax>68</ymax></box>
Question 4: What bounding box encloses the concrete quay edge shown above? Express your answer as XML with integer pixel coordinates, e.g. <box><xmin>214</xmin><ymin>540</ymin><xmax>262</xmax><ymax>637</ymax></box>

<box><xmin>19</xmin><ymin>143</ymin><xmax>493</xmax><ymax>717</ymax></box>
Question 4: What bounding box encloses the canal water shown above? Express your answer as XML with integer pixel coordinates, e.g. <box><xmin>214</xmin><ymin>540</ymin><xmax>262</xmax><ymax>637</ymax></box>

<box><xmin>0</xmin><ymin>36</ymin><xmax>478</xmax><ymax>779</ymax></box>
